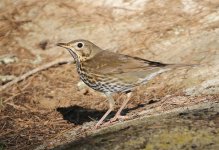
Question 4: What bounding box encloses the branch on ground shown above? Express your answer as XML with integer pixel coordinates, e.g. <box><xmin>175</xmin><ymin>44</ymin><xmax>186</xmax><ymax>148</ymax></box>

<box><xmin>0</xmin><ymin>58</ymin><xmax>73</xmax><ymax>92</ymax></box>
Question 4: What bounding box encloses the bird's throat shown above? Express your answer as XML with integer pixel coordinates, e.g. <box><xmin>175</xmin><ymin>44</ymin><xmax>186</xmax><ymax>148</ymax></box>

<box><xmin>67</xmin><ymin>49</ymin><xmax>82</xmax><ymax>72</ymax></box>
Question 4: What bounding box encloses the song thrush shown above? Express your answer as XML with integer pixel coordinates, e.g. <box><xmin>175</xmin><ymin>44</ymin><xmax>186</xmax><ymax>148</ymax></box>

<box><xmin>57</xmin><ymin>39</ymin><xmax>186</xmax><ymax>128</ymax></box>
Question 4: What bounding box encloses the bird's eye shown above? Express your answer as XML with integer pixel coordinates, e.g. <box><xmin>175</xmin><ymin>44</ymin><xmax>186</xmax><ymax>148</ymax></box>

<box><xmin>77</xmin><ymin>42</ymin><xmax>83</xmax><ymax>48</ymax></box>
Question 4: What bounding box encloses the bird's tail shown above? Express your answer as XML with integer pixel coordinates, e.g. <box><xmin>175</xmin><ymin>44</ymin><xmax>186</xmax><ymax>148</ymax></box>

<box><xmin>165</xmin><ymin>63</ymin><xmax>199</xmax><ymax>68</ymax></box>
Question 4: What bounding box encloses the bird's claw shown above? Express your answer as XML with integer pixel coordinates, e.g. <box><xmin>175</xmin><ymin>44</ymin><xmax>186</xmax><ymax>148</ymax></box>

<box><xmin>110</xmin><ymin>115</ymin><xmax>129</xmax><ymax>122</ymax></box>
<box><xmin>102</xmin><ymin>115</ymin><xmax>129</xmax><ymax>127</ymax></box>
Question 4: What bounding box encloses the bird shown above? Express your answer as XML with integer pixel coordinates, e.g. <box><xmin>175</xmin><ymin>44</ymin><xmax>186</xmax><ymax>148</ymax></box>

<box><xmin>57</xmin><ymin>39</ymin><xmax>189</xmax><ymax>128</ymax></box>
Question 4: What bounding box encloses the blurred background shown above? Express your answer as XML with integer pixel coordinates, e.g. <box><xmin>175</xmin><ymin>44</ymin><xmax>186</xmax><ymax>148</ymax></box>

<box><xmin>0</xmin><ymin>0</ymin><xmax>219</xmax><ymax>149</ymax></box>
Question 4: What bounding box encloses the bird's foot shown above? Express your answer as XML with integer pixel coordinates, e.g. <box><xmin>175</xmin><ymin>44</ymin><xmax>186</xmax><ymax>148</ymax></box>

<box><xmin>94</xmin><ymin>123</ymin><xmax>100</xmax><ymax>129</ymax></box>
<box><xmin>102</xmin><ymin>115</ymin><xmax>129</xmax><ymax>127</ymax></box>
<box><xmin>94</xmin><ymin>120</ymin><xmax>104</xmax><ymax>129</ymax></box>
<box><xmin>110</xmin><ymin>114</ymin><xmax>129</xmax><ymax>122</ymax></box>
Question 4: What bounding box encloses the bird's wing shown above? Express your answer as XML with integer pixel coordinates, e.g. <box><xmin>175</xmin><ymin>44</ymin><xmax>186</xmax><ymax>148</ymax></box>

<box><xmin>84</xmin><ymin>50</ymin><xmax>168</xmax><ymax>74</ymax></box>
<box><xmin>83</xmin><ymin>51</ymin><xmax>170</xmax><ymax>84</ymax></box>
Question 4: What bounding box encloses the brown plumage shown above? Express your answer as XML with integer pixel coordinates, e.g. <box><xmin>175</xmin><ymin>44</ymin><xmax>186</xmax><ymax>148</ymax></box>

<box><xmin>57</xmin><ymin>39</ymin><xmax>186</xmax><ymax>128</ymax></box>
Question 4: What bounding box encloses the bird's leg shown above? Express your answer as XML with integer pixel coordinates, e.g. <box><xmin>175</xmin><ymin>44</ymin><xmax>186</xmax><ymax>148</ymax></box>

<box><xmin>95</xmin><ymin>93</ymin><xmax>115</xmax><ymax>129</ymax></box>
<box><xmin>109</xmin><ymin>92</ymin><xmax>132</xmax><ymax>123</ymax></box>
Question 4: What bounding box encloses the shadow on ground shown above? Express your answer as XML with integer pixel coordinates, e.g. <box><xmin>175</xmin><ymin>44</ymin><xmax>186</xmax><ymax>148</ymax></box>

<box><xmin>57</xmin><ymin>104</ymin><xmax>146</xmax><ymax>125</ymax></box>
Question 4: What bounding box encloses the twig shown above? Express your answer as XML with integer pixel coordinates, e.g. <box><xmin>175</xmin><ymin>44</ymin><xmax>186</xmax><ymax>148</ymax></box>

<box><xmin>7</xmin><ymin>102</ymin><xmax>28</xmax><ymax>111</ymax></box>
<box><xmin>0</xmin><ymin>58</ymin><xmax>73</xmax><ymax>92</ymax></box>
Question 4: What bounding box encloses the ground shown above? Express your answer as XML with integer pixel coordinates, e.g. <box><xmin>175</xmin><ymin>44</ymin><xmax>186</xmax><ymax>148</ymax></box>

<box><xmin>0</xmin><ymin>0</ymin><xmax>219</xmax><ymax>150</ymax></box>
<box><xmin>52</xmin><ymin>102</ymin><xmax>219</xmax><ymax>150</ymax></box>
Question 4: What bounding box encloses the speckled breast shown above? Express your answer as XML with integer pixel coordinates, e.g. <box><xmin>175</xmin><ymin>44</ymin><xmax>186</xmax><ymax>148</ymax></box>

<box><xmin>78</xmin><ymin>69</ymin><xmax>133</xmax><ymax>94</ymax></box>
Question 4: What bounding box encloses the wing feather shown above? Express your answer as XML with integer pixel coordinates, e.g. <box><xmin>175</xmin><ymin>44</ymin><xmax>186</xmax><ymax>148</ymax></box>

<box><xmin>84</xmin><ymin>51</ymin><xmax>168</xmax><ymax>74</ymax></box>
<box><xmin>82</xmin><ymin>51</ymin><xmax>170</xmax><ymax>84</ymax></box>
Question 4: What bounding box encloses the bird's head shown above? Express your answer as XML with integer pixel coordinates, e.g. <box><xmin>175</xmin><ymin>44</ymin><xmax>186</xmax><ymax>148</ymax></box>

<box><xmin>57</xmin><ymin>39</ymin><xmax>102</xmax><ymax>61</ymax></box>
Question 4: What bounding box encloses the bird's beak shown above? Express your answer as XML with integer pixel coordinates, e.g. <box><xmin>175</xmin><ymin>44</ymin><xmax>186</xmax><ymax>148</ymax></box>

<box><xmin>56</xmin><ymin>42</ymin><xmax>70</xmax><ymax>49</ymax></box>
